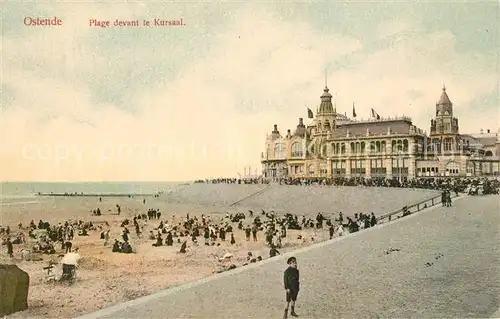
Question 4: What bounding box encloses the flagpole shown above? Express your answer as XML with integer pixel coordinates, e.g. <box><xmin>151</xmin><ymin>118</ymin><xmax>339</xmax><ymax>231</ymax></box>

<box><xmin>303</xmin><ymin>119</ymin><xmax>307</xmax><ymax>160</ymax></box>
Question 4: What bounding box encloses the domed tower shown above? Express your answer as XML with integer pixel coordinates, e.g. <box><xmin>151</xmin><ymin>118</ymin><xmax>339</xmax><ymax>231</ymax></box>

<box><xmin>314</xmin><ymin>85</ymin><xmax>336</xmax><ymax>136</ymax></box>
<box><xmin>429</xmin><ymin>85</ymin><xmax>460</xmax><ymax>154</ymax></box>
<box><xmin>431</xmin><ymin>85</ymin><xmax>458</xmax><ymax>134</ymax></box>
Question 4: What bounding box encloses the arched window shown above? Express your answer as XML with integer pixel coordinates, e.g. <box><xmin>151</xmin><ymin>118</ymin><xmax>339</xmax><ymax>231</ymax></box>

<box><xmin>341</xmin><ymin>143</ymin><xmax>346</xmax><ymax>154</ymax></box>
<box><xmin>397</xmin><ymin>140</ymin><xmax>403</xmax><ymax>152</ymax></box>
<box><xmin>355</xmin><ymin>142</ymin><xmax>360</xmax><ymax>153</ymax></box>
<box><xmin>431</xmin><ymin>139</ymin><xmax>441</xmax><ymax>153</ymax></box>
<box><xmin>485</xmin><ymin>150</ymin><xmax>493</xmax><ymax>157</ymax></box>
<box><xmin>392</xmin><ymin>140</ymin><xmax>397</xmax><ymax>153</ymax></box>
<box><xmin>291</xmin><ymin>142</ymin><xmax>303</xmax><ymax>157</ymax></box>
<box><xmin>361</xmin><ymin>142</ymin><xmax>365</xmax><ymax>153</ymax></box>
<box><xmin>376</xmin><ymin>141</ymin><xmax>381</xmax><ymax>153</ymax></box>
<box><xmin>274</xmin><ymin>143</ymin><xmax>285</xmax><ymax>159</ymax></box>
<box><xmin>466</xmin><ymin>162</ymin><xmax>475</xmax><ymax>174</ymax></box>
<box><xmin>351</xmin><ymin>142</ymin><xmax>355</xmax><ymax>153</ymax></box>
<box><xmin>443</xmin><ymin>138</ymin><xmax>453</xmax><ymax>152</ymax></box>
<box><xmin>403</xmin><ymin>139</ymin><xmax>409</xmax><ymax>152</ymax></box>
<box><xmin>381</xmin><ymin>141</ymin><xmax>386</xmax><ymax>153</ymax></box>
<box><xmin>370</xmin><ymin>142</ymin><xmax>376</xmax><ymax>153</ymax></box>
<box><xmin>324</xmin><ymin>120</ymin><xmax>330</xmax><ymax>130</ymax></box>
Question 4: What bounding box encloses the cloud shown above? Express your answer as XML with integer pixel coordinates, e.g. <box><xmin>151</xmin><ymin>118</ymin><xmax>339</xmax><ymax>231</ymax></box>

<box><xmin>327</xmin><ymin>30</ymin><xmax>497</xmax><ymax>131</ymax></box>
<box><xmin>0</xmin><ymin>2</ymin><xmax>498</xmax><ymax>181</ymax></box>
<box><xmin>376</xmin><ymin>18</ymin><xmax>413</xmax><ymax>39</ymax></box>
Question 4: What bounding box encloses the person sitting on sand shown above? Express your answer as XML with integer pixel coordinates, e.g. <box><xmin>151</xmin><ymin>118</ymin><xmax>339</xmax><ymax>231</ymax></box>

<box><xmin>270</xmin><ymin>244</ymin><xmax>280</xmax><ymax>257</ymax></box>
<box><xmin>112</xmin><ymin>240</ymin><xmax>121</xmax><ymax>253</ymax></box>
<box><xmin>179</xmin><ymin>241</ymin><xmax>187</xmax><ymax>253</ymax></box>
<box><xmin>45</xmin><ymin>243</ymin><xmax>56</xmax><ymax>254</ymax></box>
<box><xmin>121</xmin><ymin>241</ymin><xmax>132</xmax><ymax>254</ymax></box>
<box><xmin>12</xmin><ymin>233</ymin><xmax>25</xmax><ymax>244</ymax></box>
<box><xmin>152</xmin><ymin>234</ymin><xmax>163</xmax><ymax>247</ymax></box>
<box><xmin>230</xmin><ymin>233</ymin><xmax>236</xmax><ymax>245</ymax></box>
<box><xmin>166</xmin><ymin>232</ymin><xmax>174</xmax><ymax>246</ymax></box>
<box><xmin>78</xmin><ymin>228</ymin><xmax>89</xmax><ymax>236</ymax></box>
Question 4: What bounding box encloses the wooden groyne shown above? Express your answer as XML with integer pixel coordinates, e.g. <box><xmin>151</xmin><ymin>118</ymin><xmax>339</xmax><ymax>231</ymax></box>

<box><xmin>35</xmin><ymin>193</ymin><xmax>156</xmax><ymax>197</ymax></box>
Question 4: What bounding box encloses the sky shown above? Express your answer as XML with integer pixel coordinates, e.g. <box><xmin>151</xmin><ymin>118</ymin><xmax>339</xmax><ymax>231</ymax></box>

<box><xmin>1</xmin><ymin>1</ymin><xmax>499</xmax><ymax>182</ymax></box>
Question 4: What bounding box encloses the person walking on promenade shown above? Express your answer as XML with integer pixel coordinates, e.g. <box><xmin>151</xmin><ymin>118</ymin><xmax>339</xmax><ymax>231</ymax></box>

<box><xmin>283</xmin><ymin>256</ymin><xmax>300</xmax><ymax>318</ymax></box>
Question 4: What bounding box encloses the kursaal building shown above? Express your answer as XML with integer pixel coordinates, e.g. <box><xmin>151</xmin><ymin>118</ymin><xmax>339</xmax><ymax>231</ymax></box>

<box><xmin>261</xmin><ymin>85</ymin><xmax>500</xmax><ymax>181</ymax></box>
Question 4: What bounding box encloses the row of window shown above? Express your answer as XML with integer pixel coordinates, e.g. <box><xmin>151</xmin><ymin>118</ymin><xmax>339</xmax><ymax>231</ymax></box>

<box><xmin>270</xmin><ymin>139</ymin><xmax>412</xmax><ymax>159</ymax></box>
<box><xmin>288</xmin><ymin>159</ymin><xmax>410</xmax><ymax>175</ymax></box>
<box><xmin>271</xmin><ymin>162</ymin><xmax>497</xmax><ymax>176</ymax></box>
<box><xmin>418</xmin><ymin>167</ymin><xmax>439</xmax><ymax>173</ymax></box>
<box><xmin>427</xmin><ymin>138</ymin><xmax>456</xmax><ymax>152</ymax></box>
<box><xmin>297</xmin><ymin>168</ymin><xmax>409</xmax><ymax>176</ymax></box>
<box><xmin>271</xmin><ymin>138</ymin><xmax>488</xmax><ymax>160</ymax></box>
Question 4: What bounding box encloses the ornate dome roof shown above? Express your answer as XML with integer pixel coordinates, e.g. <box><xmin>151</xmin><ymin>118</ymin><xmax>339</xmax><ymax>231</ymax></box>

<box><xmin>318</xmin><ymin>86</ymin><xmax>334</xmax><ymax>114</ymax></box>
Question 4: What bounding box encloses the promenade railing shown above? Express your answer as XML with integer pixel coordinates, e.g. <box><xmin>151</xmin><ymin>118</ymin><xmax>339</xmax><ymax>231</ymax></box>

<box><xmin>376</xmin><ymin>191</ymin><xmax>459</xmax><ymax>224</ymax></box>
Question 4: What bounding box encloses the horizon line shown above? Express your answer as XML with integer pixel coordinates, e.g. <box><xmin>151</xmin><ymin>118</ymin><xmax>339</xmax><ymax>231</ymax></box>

<box><xmin>0</xmin><ymin>180</ymin><xmax>196</xmax><ymax>183</ymax></box>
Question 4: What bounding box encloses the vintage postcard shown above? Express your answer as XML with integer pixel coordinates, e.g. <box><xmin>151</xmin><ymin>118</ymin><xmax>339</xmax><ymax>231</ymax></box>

<box><xmin>1</xmin><ymin>1</ymin><xmax>499</xmax><ymax>318</ymax></box>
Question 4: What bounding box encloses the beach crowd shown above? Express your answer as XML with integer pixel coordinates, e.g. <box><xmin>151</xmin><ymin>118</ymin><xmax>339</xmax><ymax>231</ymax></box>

<box><xmin>196</xmin><ymin>176</ymin><xmax>500</xmax><ymax>194</ymax></box>
<box><xmin>1</xmin><ymin>201</ymin><xmax>385</xmax><ymax>278</ymax></box>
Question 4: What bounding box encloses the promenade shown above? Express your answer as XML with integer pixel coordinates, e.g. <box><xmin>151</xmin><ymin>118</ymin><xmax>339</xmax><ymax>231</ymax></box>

<box><xmin>78</xmin><ymin>195</ymin><xmax>500</xmax><ymax>319</ymax></box>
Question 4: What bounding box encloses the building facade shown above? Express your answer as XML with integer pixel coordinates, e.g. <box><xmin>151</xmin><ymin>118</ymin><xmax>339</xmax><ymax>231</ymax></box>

<box><xmin>261</xmin><ymin>85</ymin><xmax>500</xmax><ymax>181</ymax></box>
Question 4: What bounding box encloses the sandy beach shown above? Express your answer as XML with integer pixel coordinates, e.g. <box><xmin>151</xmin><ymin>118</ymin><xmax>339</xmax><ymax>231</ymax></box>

<box><xmin>0</xmin><ymin>189</ymin><xmax>335</xmax><ymax>318</ymax></box>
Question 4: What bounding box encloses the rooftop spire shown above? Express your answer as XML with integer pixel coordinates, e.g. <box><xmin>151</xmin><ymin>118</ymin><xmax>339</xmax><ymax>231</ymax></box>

<box><xmin>325</xmin><ymin>68</ymin><xmax>328</xmax><ymax>88</ymax></box>
<box><xmin>437</xmin><ymin>84</ymin><xmax>452</xmax><ymax>105</ymax></box>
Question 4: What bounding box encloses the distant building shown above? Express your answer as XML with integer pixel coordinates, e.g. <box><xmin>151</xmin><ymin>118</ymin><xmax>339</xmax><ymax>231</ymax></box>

<box><xmin>261</xmin><ymin>85</ymin><xmax>500</xmax><ymax>181</ymax></box>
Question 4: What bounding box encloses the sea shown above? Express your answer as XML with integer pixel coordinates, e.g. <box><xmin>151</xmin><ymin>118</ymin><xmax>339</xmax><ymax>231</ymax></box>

<box><xmin>0</xmin><ymin>181</ymin><xmax>184</xmax><ymax>202</ymax></box>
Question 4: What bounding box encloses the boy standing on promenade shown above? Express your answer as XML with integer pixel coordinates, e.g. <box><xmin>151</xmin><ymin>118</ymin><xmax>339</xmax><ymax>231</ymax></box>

<box><xmin>283</xmin><ymin>256</ymin><xmax>300</xmax><ymax>318</ymax></box>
